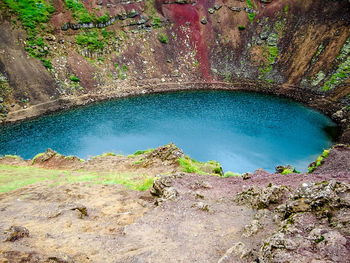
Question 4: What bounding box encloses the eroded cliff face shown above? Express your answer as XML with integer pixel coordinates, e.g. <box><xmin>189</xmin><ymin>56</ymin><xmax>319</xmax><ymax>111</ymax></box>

<box><xmin>0</xmin><ymin>0</ymin><xmax>349</xmax><ymax>129</ymax></box>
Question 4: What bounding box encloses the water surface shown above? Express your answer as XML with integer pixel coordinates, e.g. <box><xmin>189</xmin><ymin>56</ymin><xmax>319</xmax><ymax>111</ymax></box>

<box><xmin>0</xmin><ymin>91</ymin><xmax>336</xmax><ymax>173</ymax></box>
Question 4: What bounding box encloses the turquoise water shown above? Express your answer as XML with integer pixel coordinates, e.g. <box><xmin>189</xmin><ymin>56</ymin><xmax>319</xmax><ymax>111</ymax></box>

<box><xmin>0</xmin><ymin>91</ymin><xmax>336</xmax><ymax>173</ymax></box>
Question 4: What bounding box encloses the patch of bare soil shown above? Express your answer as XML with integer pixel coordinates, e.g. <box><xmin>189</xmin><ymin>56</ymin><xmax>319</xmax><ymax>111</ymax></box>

<box><xmin>0</xmin><ymin>182</ymin><xmax>151</xmax><ymax>262</ymax></box>
<box><xmin>0</xmin><ymin>144</ymin><xmax>349</xmax><ymax>262</ymax></box>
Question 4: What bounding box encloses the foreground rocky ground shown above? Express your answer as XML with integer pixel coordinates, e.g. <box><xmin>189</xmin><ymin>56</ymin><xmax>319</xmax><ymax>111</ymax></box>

<box><xmin>0</xmin><ymin>144</ymin><xmax>349</xmax><ymax>262</ymax></box>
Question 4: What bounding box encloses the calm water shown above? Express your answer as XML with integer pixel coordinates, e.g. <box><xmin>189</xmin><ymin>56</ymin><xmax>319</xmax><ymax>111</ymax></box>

<box><xmin>0</xmin><ymin>91</ymin><xmax>336</xmax><ymax>173</ymax></box>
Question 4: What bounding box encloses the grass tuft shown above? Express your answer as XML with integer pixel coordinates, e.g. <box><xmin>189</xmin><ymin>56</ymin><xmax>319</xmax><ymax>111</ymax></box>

<box><xmin>308</xmin><ymin>150</ymin><xmax>329</xmax><ymax>173</ymax></box>
<box><xmin>223</xmin><ymin>171</ymin><xmax>241</xmax><ymax>177</ymax></box>
<box><xmin>178</xmin><ymin>156</ymin><xmax>222</xmax><ymax>175</ymax></box>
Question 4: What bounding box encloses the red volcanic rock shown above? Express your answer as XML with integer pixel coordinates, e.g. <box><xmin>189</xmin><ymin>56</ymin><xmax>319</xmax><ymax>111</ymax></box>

<box><xmin>156</xmin><ymin>0</ymin><xmax>214</xmax><ymax>80</ymax></box>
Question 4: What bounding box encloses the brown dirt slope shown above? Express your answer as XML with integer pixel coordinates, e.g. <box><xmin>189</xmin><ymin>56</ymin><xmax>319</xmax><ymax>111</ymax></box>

<box><xmin>0</xmin><ymin>144</ymin><xmax>349</xmax><ymax>262</ymax></box>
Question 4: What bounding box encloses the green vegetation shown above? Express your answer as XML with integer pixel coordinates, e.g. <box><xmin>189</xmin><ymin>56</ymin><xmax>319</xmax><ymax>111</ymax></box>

<box><xmin>178</xmin><ymin>156</ymin><xmax>222</xmax><ymax>175</ymax></box>
<box><xmin>145</xmin><ymin>0</ymin><xmax>156</xmax><ymax>17</ymax></box>
<box><xmin>284</xmin><ymin>4</ymin><xmax>289</xmax><ymax>14</ymax></box>
<box><xmin>3</xmin><ymin>0</ymin><xmax>54</xmax><ymax>29</ymax></box>
<box><xmin>311</xmin><ymin>71</ymin><xmax>326</xmax><ymax>87</ymax></box>
<box><xmin>308</xmin><ymin>150</ymin><xmax>329</xmax><ymax>173</ymax></box>
<box><xmin>113</xmin><ymin>62</ymin><xmax>129</xmax><ymax>80</ymax></box>
<box><xmin>223</xmin><ymin>171</ymin><xmax>241</xmax><ymax>177</ymax></box>
<box><xmin>42</xmin><ymin>59</ymin><xmax>52</xmax><ymax>69</ymax></box>
<box><xmin>127</xmin><ymin>149</ymin><xmax>154</xmax><ymax>158</ymax></box>
<box><xmin>0</xmin><ymin>155</ymin><xmax>22</xmax><ymax>160</ymax></box>
<box><xmin>258</xmin><ymin>19</ymin><xmax>285</xmax><ymax>80</ymax></box>
<box><xmin>96</xmin><ymin>11</ymin><xmax>110</xmax><ymax>24</ymax></box>
<box><xmin>311</xmin><ymin>43</ymin><xmax>325</xmax><ymax>65</ymax></box>
<box><xmin>337</xmin><ymin>37</ymin><xmax>350</xmax><ymax>61</ymax></box>
<box><xmin>158</xmin><ymin>33</ymin><xmax>168</xmax><ymax>44</ymax></box>
<box><xmin>259</xmin><ymin>45</ymin><xmax>278</xmax><ymax>79</ymax></box>
<box><xmin>31</xmin><ymin>152</ymin><xmax>45</xmax><ymax>164</ymax></box>
<box><xmin>92</xmin><ymin>152</ymin><xmax>118</xmax><ymax>159</ymax></box>
<box><xmin>75</xmin><ymin>30</ymin><xmax>104</xmax><ymax>52</ymax></box>
<box><xmin>0</xmin><ymin>73</ymin><xmax>11</xmax><ymax>99</ymax></box>
<box><xmin>3</xmin><ymin>0</ymin><xmax>55</xmax><ymax>67</ymax></box>
<box><xmin>238</xmin><ymin>25</ymin><xmax>246</xmax><ymax>31</ymax></box>
<box><xmin>281</xmin><ymin>169</ymin><xmax>293</xmax><ymax>175</ymax></box>
<box><xmin>0</xmin><ymin>164</ymin><xmax>154</xmax><ymax>193</ymax></box>
<box><xmin>322</xmin><ymin>57</ymin><xmax>350</xmax><ymax>91</ymax></box>
<box><xmin>64</xmin><ymin>0</ymin><xmax>94</xmax><ymax>23</ymax></box>
<box><xmin>69</xmin><ymin>74</ymin><xmax>80</xmax><ymax>82</ymax></box>
<box><xmin>178</xmin><ymin>157</ymin><xmax>206</xmax><ymax>174</ymax></box>
<box><xmin>65</xmin><ymin>156</ymin><xmax>84</xmax><ymax>162</ymax></box>
<box><xmin>246</xmin><ymin>0</ymin><xmax>257</xmax><ymax>22</ymax></box>
<box><xmin>151</xmin><ymin>16</ymin><xmax>162</xmax><ymax>28</ymax></box>
<box><xmin>315</xmin><ymin>236</ymin><xmax>325</xmax><ymax>244</ymax></box>
<box><xmin>322</xmin><ymin>37</ymin><xmax>350</xmax><ymax>91</ymax></box>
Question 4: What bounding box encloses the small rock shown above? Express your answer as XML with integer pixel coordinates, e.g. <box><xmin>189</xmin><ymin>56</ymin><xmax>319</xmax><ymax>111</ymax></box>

<box><xmin>332</xmin><ymin>109</ymin><xmax>344</xmax><ymax>120</ymax></box>
<box><xmin>242</xmin><ymin>172</ymin><xmax>252</xmax><ymax>180</ymax></box>
<box><xmin>193</xmin><ymin>180</ymin><xmax>212</xmax><ymax>189</ymax></box>
<box><xmin>201</xmin><ymin>17</ymin><xmax>207</xmax><ymax>24</ymax></box>
<box><xmin>228</xmin><ymin>7</ymin><xmax>242</xmax><ymax>12</ymax></box>
<box><xmin>218</xmin><ymin>242</ymin><xmax>252</xmax><ymax>263</ymax></box>
<box><xmin>162</xmin><ymin>187</ymin><xmax>178</xmax><ymax>200</ymax></box>
<box><xmin>260</xmin><ymin>31</ymin><xmax>269</xmax><ymax>40</ymax></box>
<box><xmin>267</xmin><ymin>33</ymin><xmax>279</xmax><ymax>46</ymax></box>
<box><xmin>214</xmin><ymin>4</ymin><xmax>222</xmax><ymax>10</ymax></box>
<box><xmin>195</xmin><ymin>191</ymin><xmax>204</xmax><ymax>199</ymax></box>
<box><xmin>4</xmin><ymin>226</ymin><xmax>29</xmax><ymax>242</ymax></box>
<box><xmin>208</xmin><ymin>8</ymin><xmax>215</xmax><ymax>14</ymax></box>
<box><xmin>70</xmin><ymin>205</ymin><xmax>88</xmax><ymax>218</ymax></box>
<box><xmin>192</xmin><ymin>202</ymin><xmax>210</xmax><ymax>212</ymax></box>
<box><xmin>242</xmin><ymin>219</ymin><xmax>262</xmax><ymax>237</ymax></box>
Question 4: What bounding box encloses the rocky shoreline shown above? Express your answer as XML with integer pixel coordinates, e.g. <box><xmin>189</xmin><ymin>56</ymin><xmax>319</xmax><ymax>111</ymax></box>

<box><xmin>2</xmin><ymin>79</ymin><xmax>349</xmax><ymax>143</ymax></box>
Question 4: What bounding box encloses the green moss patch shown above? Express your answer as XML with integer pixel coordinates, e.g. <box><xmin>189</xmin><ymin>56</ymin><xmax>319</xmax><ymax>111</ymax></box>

<box><xmin>157</xmin><ymin>33</ymin><xmax>168</xmax><ymax>44</ymax></box>
<box><xmin>322</xmin><ymin>37</ymin><xmax>350</xmax><ymax>91</ymax></box>
<box><xmin>322</xmin><ymin>57</ymin><xmax>350</xmax><ymax>91</ymax></box>
<box><xmin>308</xmin><ymin>149</ymin><xmax>329</xmax><ymax>173</ymax></box>
<box><xmin>127</xmin><ymin>148</ymin><xmax>155</xmax><ymax>158</ymax></box>
<box><xmin>178</xmin><ymin>156</ymin><xmax>222</xmax><ymax>175</ymax></box>
<box><xmin>3</xmin><ymin>0</ymin><xmax>55</xmax><ymax>66</ymax></box>
<box><xmin>0</xmin><ymin>164</ymin><xmax>154</xmax><ymax>193</ymax></box>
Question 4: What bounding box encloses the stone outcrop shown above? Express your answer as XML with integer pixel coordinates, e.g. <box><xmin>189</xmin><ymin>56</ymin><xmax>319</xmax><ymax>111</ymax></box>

<box><xmin>150</xmin><ymin>173</ymin><xmax>183</xmax><ymax>201</ymax></box>
<box><xmin>235</xmin><ymin>184</ymin><xmax>291</xmax><ymax>209</ymax></box>
<box><xmin>235</xmin><ymin>181</ymin><xmax>350</xmax><ymax>262</ymax></box>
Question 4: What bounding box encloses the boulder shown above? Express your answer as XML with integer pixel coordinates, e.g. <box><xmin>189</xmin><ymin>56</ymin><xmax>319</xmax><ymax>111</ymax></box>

<box><xmin>150</xmin><ymin>173</ymin><xmax>183</xmax><ymax>201</ymax></box>
<box><xmin>235</xmin><ymin>184</ymin><xmax>290</xmax><ymax>209</ymax></box>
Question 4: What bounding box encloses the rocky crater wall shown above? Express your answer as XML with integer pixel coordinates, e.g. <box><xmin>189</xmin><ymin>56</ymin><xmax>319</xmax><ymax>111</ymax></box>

<box><xmin>0</xmin><ymin>0</ymin><xmax>349</xmax><ymax>140</ymax></box>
